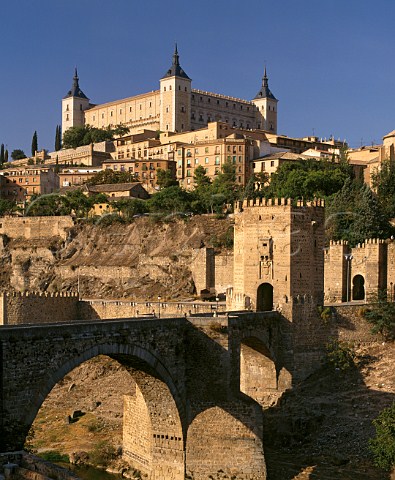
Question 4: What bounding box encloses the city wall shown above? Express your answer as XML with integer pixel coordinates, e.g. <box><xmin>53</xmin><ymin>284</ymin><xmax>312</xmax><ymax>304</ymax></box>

<box><xmin>0</xmin><ymin>216</ymin><xmax>74</xmax><ymax>240</ymax></box>
<box><xmin>0</xmin><ymin>292</ymin><xmax>226</xmax><ymax>325</ymax></box>
<box><xmin>0</xmin><ymin>292</ymin><xmax>79</xmax><ymax>325</ymax></box>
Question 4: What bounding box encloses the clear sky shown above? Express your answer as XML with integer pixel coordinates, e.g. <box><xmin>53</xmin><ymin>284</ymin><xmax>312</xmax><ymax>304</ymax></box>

<box><xmin>1</xmin><ymin>0</ymin><xmax>394</xmax><ymax>156</ymax></box>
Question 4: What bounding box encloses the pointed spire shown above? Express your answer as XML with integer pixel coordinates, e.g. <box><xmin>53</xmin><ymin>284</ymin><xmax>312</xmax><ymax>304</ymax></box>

<box><xmin>161</xmin><ymin>45</ymin><xmax>190</xmax><ymax>80</ymax></box>
<box><xmin>254</xmin><ymin>66</ymin><xmax>277</xmax><ymax>101</ymax></box>
<box><xmin>172</xmin><ymin>43</ymin><xmax>180</xmax><ymax>66</ymax></box>
<box><xmin>63</xmin><ymin>67</ymin><xmax>88</xmax><ymax>99</ymax></box>
<box><xmin>263</xmin><ymin>66</ymin><xmax>268</xmax><ymax>87</ymax></box>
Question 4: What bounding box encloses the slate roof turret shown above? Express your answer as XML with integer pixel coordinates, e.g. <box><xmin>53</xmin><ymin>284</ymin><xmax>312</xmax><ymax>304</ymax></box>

<box><xmin>254</xmin><ymin>67</ymin><xmax>277</xmax><ymax>101</ymax></box>
<box><xmin>63</xmin><ymin>68</ymin><xmax>89</xmax><ymax>99</ymax></box>
<box><xmin>161</xmin><ymin>44</ymin><xmax>190</xmax><ymax>80</ymax></box>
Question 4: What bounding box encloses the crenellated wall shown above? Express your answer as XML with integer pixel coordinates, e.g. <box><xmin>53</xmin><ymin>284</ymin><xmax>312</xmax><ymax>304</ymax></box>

<box><xmin>324</xmin><ymin>238</ymin><xmax>390</xmax><ymax>303</ymax></box>
<box><xmin>0</xmin><ymin>291</ymin><xmax>79</xmax><ymax>325</ymax></box>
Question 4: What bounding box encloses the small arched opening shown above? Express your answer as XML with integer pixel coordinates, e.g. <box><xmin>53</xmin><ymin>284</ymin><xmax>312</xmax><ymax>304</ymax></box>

<box><xmin>257</xmin><ymin>282</ymin><xmax>273</xmax><ymax>311</ymax></box>
<box><xmin>352</xmin><ymin>274</ymin><xmax>365</xmax><ymax>301</ymax></box>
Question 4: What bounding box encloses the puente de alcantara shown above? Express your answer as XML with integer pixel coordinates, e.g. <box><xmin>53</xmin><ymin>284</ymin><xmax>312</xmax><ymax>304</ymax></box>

<box><xmin>0</xmin><ymin>199</ymin><xmax>351</xmax><ymax>479</ymax></box>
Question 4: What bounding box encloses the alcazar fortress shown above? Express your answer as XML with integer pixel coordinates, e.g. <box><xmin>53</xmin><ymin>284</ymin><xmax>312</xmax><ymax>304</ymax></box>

<box><xmin>62</xmin><ymin>45</ymin><xmax>278</xmax><ymax>136</ymax></box>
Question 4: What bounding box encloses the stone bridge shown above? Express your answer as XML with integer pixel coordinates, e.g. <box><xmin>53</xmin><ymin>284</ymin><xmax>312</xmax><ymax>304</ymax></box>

<box><xmin>0</xmin><ymin>312</ymin><xmax>292</xmax><ymax>480</ymax></box>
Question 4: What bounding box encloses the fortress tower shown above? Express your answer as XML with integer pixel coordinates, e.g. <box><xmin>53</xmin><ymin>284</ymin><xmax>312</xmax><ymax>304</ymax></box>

<box><xmin>252</xmin><ymin>68</ymin><xmax>278</xmax><ymax>133</ymax></box>
<box><xmin>228</xmin><ymin>198</ymin><xmax>326</xmax><ymax>381</ymax></box>
<box><xmin>159</xmin><ymin>45</ymin><xmax>192</xmax><ymax>133</ymax></box>
<box><xmin>62</xmin><ymin>68</ymin><xmax>90</xmax><ymax>132</ymax></box>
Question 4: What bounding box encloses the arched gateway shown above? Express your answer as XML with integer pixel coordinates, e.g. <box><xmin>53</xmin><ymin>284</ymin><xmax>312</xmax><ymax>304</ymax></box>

<box><xmin>257</xmin><ymin>283</ymin><xmax>274</xmax><ymax>311</ymax></box>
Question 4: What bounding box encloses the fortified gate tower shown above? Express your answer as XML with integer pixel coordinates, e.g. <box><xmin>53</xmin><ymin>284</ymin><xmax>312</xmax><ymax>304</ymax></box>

<box><xmin>227</xmin><ymin>197</ymin><xmax>326</xmax><ymax>381</ymax></box>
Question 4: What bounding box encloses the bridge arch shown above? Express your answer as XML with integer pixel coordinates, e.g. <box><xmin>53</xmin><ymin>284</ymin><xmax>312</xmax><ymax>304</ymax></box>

<box><xmin>352</xmin><ymin>274</ymin><xmax>365</xmax><ymax>301</ymax></box>
<box><xmin>185</xmin><ymin>406</ymin><xmax>266</xmax><ymax>478</ymax></box>
<box><xmin>26</xmin><ymin>343</ymin><xmax>185</xmax><ymax>479</ymax></box>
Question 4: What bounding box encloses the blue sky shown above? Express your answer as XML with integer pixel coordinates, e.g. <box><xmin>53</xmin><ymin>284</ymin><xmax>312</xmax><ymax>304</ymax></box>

<box><xmin>1</xmin><ymin>0</ymin><xmax>394</xmax><ymax>155</ymax></box>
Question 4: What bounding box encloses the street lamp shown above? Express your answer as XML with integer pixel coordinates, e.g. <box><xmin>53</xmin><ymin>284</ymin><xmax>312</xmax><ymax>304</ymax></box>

<box><xmin>344</xmin><ymin>254</ymin><xmax>353</xmax><ymax>302</ymax></box>
<box><xmin>216</xmin><ymin>296</ymin><xmax>219</xmax><ymax>313</ymax></box>
<box><xmin>390</xmin><ymin>282</ymin><xmax>393</xmax><ymax>302</ymax></box>
<box><xmin>158</xmin><ymin>295</ymin><xmax>161</xmax><ymax>318</ymax></box>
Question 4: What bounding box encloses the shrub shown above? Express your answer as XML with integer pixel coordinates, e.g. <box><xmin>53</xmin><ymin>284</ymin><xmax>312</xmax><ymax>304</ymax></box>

<box><xmin>369</xmin><ymin>402</ymin><xmax>395</xmax><ymax>471</ymax></box>
<box><xmin>325</xmin><ymin>340</ymin><xmax>356</xmax><ymax>371</ymax></box>
<box><xmin>89</xmin><ymin>440</ymin><xmax>117</xmax><ymax>467</ymax></box>
<box><xmin>39</xmin><ymin>451</ymin><xmax>70</xmax><ymax>463</ymax></box>
<box><xmin>363</xmin><ymin>291</ymin><xmax>395</xmax><ymax>340</ymax></box>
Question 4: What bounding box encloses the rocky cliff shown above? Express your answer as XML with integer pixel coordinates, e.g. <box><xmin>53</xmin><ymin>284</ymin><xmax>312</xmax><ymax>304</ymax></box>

<box><xmin>0</xmin><ymin>215</ymin><xmax>233</xmax><ymax>300</ymax></box>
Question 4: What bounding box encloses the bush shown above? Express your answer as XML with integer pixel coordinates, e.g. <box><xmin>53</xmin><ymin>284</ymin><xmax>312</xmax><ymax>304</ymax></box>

<box><xmin>326</xmin><ymin>340</ymin><xmax>356</xmax><ymax>371</ymax></box>
<box><xmin>363</xmin><ymin>291</ymin><xmax>395</xmax><ymax>340</ymax></box>
<box><xmin>369</xmin><ymin>402</ymin><xmax>395</xmax><ymax>471</ymax></box>
<box><xmin>89</xmin><ymin>440</ymin><xmax>117</xmax><ymax>467</ymax></box>
<box><xmin>39</xmin><ymin>450</ymin><xmax>70</xmax><ymax>463</ymax></box>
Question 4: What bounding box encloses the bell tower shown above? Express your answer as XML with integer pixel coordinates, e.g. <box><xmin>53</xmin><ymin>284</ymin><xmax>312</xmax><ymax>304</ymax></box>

<box><xmin>252</xmin><ymin>68</ymin><xmax>278</xmax><ymax>133</ymax></box>
<box><xmin>62</xmin><ymin>68</ymin><xmax>90</xmax><ymax>134</ymax></box>
<box><xmin>159</xmin><ymin>45</ymin><xmax>192</xmax><ymax>133</ymax></box>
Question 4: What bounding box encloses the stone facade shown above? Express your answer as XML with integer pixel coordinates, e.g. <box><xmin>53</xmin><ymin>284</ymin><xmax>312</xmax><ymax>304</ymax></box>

<box><xmin>324</xmin><ymin>239</ymin><xmax>393</xmax><ymax>303</ymax></box>
<box><xmin>64</xmin><ymin>47</ymin><xmax>278</xmax><ymax>137</ymax></box>
<box><xmin>0</xmin><ymin>215</ymin><xmax>73</xmax><ymax>240</ymax></box>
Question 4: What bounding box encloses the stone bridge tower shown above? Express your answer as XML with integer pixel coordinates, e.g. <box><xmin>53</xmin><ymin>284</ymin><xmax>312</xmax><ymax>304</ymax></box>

<box><xmin>228</xmin><ymin>197</ymin><xmax>326</xmax><ymax>381</ymax></box>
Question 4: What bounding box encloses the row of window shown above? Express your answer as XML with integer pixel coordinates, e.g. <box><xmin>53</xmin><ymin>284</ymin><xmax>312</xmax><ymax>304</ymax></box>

<box><xmin>191</xmin><ymin>95</ymin><xmax>251</xmax><ymax>111</ymax></box>
<box><xmin>163</xmin><ymin>85</ymin><xmax>188</xmax><ymax>92</ymax></box>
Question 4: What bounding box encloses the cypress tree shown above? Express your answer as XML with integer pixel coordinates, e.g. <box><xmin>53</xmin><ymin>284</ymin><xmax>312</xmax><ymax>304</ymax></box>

<box><xmin>0</xmin><ymin>144</ymin><xmax>4</xmax><ymax>164</ymax></box>
<box><xmin>55</xmin><ymin>125</ymin><xmax>62</xmax><ymax>151</ymax></box>
<box><xmin>4</xmin><ymin>149</ymin><xmax>8</xmax><ymax>162</ymax></box>
<box><xmin>31</xmin><ymin>131</ymin><xmax>38</xmax><ymax>156</ymax></box>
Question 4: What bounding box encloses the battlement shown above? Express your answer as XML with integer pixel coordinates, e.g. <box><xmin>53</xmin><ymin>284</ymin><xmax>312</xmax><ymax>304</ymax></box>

<box><xmin>329</xmin><ymin>240</ymin><xmax>348</xmax><ymax>246</ymax></box>
<box><xmin>3</xmin><ymin>291</ymin><xmax>79</xmax><ymax>298</ymax></box>
<box><xmin>236</xmin><ymin>198</ymin><xmax>325</xmax><ymax>210</ymax></box>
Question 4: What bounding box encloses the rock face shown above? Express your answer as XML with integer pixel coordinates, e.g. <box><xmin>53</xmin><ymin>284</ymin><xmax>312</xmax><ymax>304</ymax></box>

<box><xmin>0</xmin><ymin>216</ymin><xmax>233</xmax><ymax>300</ymax></box>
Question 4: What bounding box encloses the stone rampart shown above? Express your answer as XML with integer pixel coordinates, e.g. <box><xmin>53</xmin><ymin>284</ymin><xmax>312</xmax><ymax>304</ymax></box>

<box><xmin>0</xmin><ymin>216</ymin><xmax>74</xmax><ymax>240</ymax></box>
<box><xmin>79</xmin><ymin>298</ymin><xmax>226</xmax><ymax>320</ymax></box>
<box><xmin>0</xmin><ymin>292</ymin><xmax>79</xmax><ymax>325</ymax></box>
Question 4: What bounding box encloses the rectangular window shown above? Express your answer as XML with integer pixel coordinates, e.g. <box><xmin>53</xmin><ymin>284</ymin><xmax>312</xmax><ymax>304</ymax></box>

<box><xmin>215</xmin><ymin>157</ymin><xmax>220</xmax><ymax>165</ymax></box>
<box><xmin>205</xmin><ymin>157</ymin><xmax>209</xmax><ymax>164</ymax></box>
<box><xmin>195</xmin><ymin>158</ymin><xmax>199</xmax><ymax>164</ymax></box>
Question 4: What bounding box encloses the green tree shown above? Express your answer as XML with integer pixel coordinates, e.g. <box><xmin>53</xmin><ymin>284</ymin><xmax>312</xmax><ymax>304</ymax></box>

<box><xmin>31</xmin><ymin>131</ymin><xmax>38</xmax><ymax>156</ymax></box>
<box><xmin>113</xmin><ymin>198</ymin><xmax>148</xmax><ymax>220</ymax></box>
<box><xmin>326</xmin><ymin>179</ymin><xmax>393</xmax><ymax>246</ymax></box>
<box><xmin>55</xmin><ymin>125</ymin><xmax>62</xmax><ymax>151</ymax></box>
<box><xmin>0</xmin><ymin>144</ymin><xmax>4</xmax><ymax>164</ymax></box>
<box><xmin>211</xmin><ymin>159</ymin><xmax>239</xmax><ymax>209</ymax></box>
<box><xmin>11</xmin><ymin>149</ymin><xmax>26</xmax><ymax>160</ymax></box>
<box><xmin>62</xmin><ymin>124</ymin><xmax>130</xmax><ymax>149</ymax></box>
<box><xmin>266</xmin><ymin>158</ymin><xmax>352</xmax><ymax>200</ymax></box>
<box><xmin>156</xmin><ymin>168</ymin><xmax>178</xmax><ymax>189</ymax></box>
<box><xmin>86</xmin><ymin>169</ymin><xmax>133</xmax><ymax>186</ymax></box>
<box><xmin>25</xmin><ymin>194</ymin><xmax>69</xmax><ymax>216</ymax></box>
<box><xmin>369</xmin><ymin>402</ymin><xmax>395</xmax><ymax>471</ymax></box>
<box><xmin>148</xmin><ymin>185</ymin><xmax>194</xmax><ymax>214</ymax></box>
<box><xmin>193</xmin><ymin>165</ymin><xmax>211</xmax><ymax>189</ymax></box>
<box><xmin>4</xmin><ymin>149</ymin><xmax>8</xmax><ymax>162</ymax></box>
<box><xmin>63</xmin><ymin>189</ymin><xmax>107</xmax><ymax>218</ymax></box>
<box><xmin>0</xmin><ymin>199</ymin><xmax>18</xmax><ymax>216</ymax></box>
<box><xmin>372</xmin><ymin>158</ymin><xmax>395</xmax><ymax>219</ymax></box>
